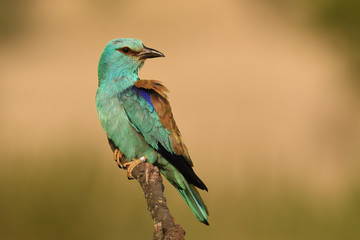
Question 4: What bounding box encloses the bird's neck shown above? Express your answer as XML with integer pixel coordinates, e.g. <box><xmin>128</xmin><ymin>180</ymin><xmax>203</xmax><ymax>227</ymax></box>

<box><xmin>98</xmin><ymin>56</ymin><xmax>141</xmax><ymax>88</ymax></box>
<box><xmin>99</xmin><ymin>67</ymin><xmax>139</xmax><ymax>86</ymax></box>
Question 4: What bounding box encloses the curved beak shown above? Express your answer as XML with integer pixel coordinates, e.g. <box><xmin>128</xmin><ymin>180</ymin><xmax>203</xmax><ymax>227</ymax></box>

<box><xmin>138</xmin><ymin>45</ymin><xmax>165</xmax><ymax>60</ymax></box>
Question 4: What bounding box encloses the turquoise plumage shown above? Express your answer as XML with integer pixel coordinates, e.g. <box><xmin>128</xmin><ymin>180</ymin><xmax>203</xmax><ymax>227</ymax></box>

<box><xmin>95</xmin><ymin>38</ymin><xmax>209</xmax><ymax>225</ymax></box>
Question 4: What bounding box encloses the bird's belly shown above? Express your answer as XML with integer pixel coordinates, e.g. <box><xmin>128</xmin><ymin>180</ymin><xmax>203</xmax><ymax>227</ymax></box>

<box><xmin>96</xmin><ymin>93</ymin><xmax>151</xmax><ymax>160</ymax></box>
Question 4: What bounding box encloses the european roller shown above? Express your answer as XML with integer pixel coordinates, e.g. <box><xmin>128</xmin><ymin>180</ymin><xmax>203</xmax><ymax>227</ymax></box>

<box><xmin>95</xmin><ymin>38</ymin><xmax>209</xmax><ymax>225</ymax></box>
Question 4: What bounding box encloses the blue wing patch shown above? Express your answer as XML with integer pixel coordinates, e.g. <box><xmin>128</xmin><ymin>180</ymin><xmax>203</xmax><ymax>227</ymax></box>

<box><xmin>133</xmin><ymin>87</ymin><xmax>154</xmax><ymax>108</ymax></box>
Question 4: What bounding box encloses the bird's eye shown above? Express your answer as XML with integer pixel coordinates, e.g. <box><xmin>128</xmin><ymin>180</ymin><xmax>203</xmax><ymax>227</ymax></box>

<box><xmin>122</xmin><ymin>47</ymin><xmax>130</xmax><ymax>54</ymax></box>
<box><xmin>116</xmin><ymin>46</ymin><xmax>137</xmax><ymax>55</ymax></box>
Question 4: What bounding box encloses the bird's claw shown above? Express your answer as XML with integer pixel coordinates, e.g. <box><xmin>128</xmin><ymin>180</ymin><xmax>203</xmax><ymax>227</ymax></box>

<box><xmin>123</xmin><ymin>156</ymin><xmax>147</xmax><ymax>179</ymax></box>
<box><xmin>113</xmin><ymin>149</ymin><xmax>124</xmax><ymax>168</ymax></box>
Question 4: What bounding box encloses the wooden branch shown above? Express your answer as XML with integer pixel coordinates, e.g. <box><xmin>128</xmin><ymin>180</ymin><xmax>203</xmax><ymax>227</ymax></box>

<box><xmin>117</xmin><ymin>155</ymin><xmax>185</xmax><ymax>239</ymax></box>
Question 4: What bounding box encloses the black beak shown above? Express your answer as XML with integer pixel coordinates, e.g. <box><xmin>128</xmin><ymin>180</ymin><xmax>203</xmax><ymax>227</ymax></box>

<box><xmin>138</xmin><ymin>45</ymin><xmax>165</xmax><ymax>60</ymax></box>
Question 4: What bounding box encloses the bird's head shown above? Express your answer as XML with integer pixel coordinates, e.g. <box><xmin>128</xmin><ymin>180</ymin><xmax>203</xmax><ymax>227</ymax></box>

<box><xmin>98</xmin><ymin>38</ymin><xmax>164</xmax><ymax>81</ymax></box>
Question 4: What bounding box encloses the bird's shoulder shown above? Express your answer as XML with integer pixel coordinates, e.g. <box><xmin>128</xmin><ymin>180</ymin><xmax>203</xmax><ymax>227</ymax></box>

<box><xmin>134</xmin><ymin>79</ymin><xmax>192</xmax><ymax>165</ymax></box>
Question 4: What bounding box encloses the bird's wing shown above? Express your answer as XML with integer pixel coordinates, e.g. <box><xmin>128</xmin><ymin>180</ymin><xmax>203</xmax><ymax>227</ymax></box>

<box><xmin>119</xmin><ymin>79</ymin><xmax>192</xmax><ymax>166</ymax></box>
<box><xmin>119</xmin><ymin>79</ymin><xmax>207</xmax><ymax>191</ymax></box>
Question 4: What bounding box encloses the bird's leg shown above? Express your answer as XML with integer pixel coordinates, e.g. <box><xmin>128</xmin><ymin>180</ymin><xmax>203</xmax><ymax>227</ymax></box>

<box><xmin>113</xmin><ymin>148</ymin><xmax>124</xmax><ymax>168</ymax></box>
<box><xmin>123</xmin><ymin>156</ymin><xmax>147</xmax><ymax>179</ymax></box>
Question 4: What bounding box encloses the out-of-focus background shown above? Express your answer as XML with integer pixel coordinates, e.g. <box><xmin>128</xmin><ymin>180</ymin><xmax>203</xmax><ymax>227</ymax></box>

<box><xmin>1</xmin><ymin>0</ymin><xmax>360</xmax><ymax>239</ymax></box>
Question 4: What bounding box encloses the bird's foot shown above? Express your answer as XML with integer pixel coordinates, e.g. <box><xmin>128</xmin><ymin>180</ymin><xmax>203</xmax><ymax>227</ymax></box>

<box><xmin>123</xmin><ymin>156</ymin><xmax>147</xmax><ymax>179</ymax></box>
<box><xmin>113</xmin><ymin>148</ymin><xmax>124</xmax><ymax>168</ymax></box>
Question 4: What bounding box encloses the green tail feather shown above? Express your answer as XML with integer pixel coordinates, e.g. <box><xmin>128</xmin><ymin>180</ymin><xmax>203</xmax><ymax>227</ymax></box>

<box><xmin>159</xmin><ymin>164</ymin><xmax>209</xmax><ymax>225</ymax></box>
<box><xmin>176</xmin><ymin>182</ymin><xmax>209</xmax><ymax>225</ymax></box>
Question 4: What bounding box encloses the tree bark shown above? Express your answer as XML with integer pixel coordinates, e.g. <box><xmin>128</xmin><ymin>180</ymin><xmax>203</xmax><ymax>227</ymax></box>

<box><xmin>117</xmin><ymin>155</ymin><xmax>185</xmax><ymax>240</ymax></box>
<box><xmin>132</xmin><ymin>163</ymin><xmax>186</xmax><ymax>240</ymax></box>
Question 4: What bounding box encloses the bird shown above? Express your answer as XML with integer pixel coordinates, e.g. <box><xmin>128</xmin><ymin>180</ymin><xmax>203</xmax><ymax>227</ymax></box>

<box><xmin>95</xmin><ymin>38</ymin><xmax>209</xmax><ymax>225</ymax></box>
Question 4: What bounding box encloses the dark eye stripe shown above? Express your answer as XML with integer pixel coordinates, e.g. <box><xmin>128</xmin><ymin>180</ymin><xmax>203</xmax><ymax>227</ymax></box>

<box><xmin>116</xmin><ymin>47</ymin><xmax>139</xmax><ymax>56</ymax></box>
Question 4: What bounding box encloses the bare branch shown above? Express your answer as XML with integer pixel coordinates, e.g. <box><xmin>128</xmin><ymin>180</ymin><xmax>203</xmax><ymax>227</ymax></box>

<box><xmin>117</xmin><ymin>155</ymin><xmax>185</xmax><ymax>240</ymax></box>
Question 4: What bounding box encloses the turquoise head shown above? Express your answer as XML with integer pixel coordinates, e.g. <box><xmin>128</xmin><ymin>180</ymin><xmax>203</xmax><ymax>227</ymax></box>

<box><xmin>98</xmin><ymin>38</ymin><xmax>164</xmax><ymax>82</ymax></box>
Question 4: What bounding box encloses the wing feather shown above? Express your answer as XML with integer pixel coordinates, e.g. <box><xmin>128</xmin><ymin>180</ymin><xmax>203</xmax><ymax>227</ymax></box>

<box><xmin>134</xmin><ymin>80</ymin><xmax>192</xmax><ymax>165</ymax></box>
<box><xmin>119</xmin><ymin>79</ymin><xmax>207</xmax><ymax>190</ymax></box>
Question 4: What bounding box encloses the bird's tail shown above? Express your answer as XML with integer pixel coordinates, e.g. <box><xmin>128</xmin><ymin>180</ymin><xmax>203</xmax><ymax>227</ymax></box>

<box><xmin>176</xmin><ymin>181</ymin><xmax>209</xmax><ymax>225</ymax></box>
<box><xmin>159</xmin><ymin>164</ymin><xmax>209</xmax><ymax>225</ymax></box>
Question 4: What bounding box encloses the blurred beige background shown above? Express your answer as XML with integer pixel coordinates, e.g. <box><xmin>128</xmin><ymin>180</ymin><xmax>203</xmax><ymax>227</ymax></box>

<box><xmin>1</xmin><ymin>0</ymin><xmax>360</xmax><ymax>239</ymax></box>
